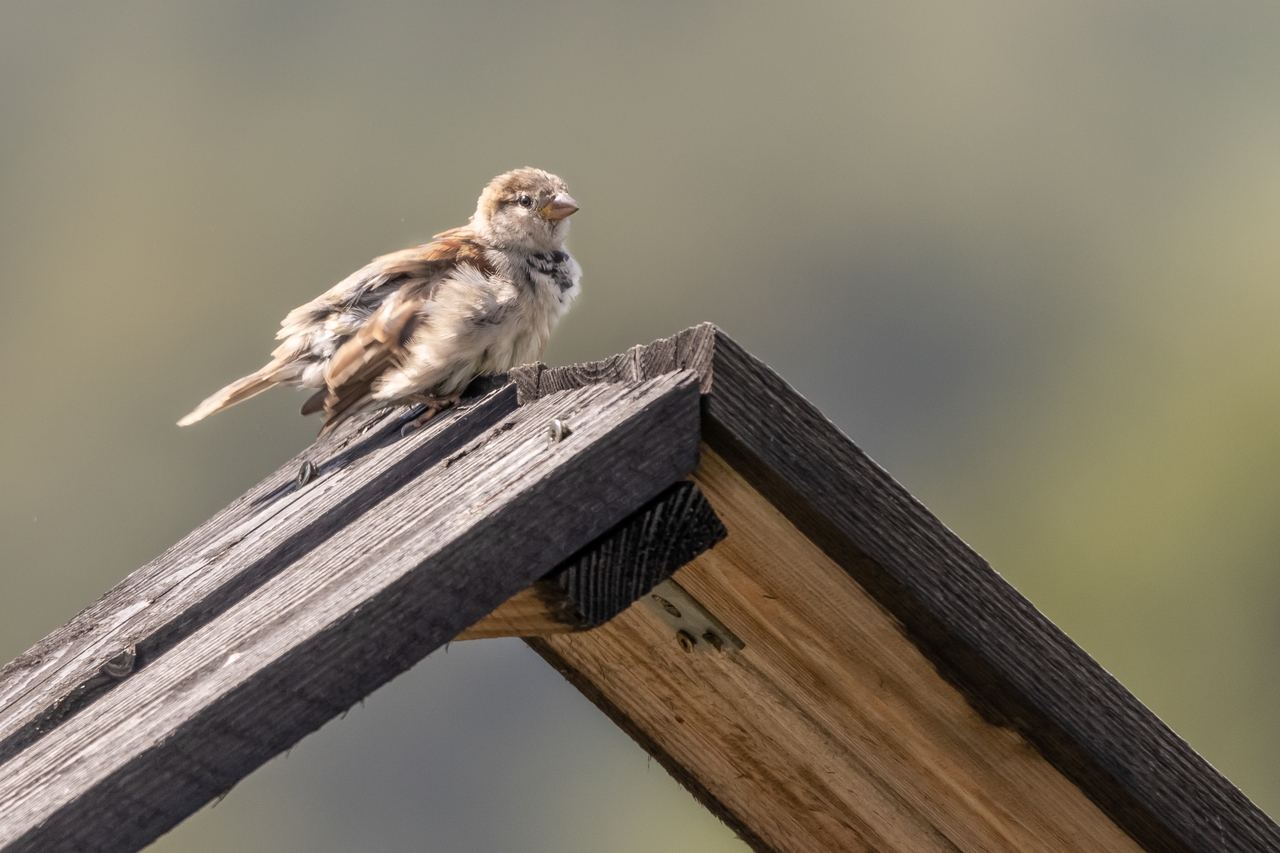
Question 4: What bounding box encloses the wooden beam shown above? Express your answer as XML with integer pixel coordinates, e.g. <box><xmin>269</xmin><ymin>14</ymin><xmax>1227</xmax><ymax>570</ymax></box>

<box><xmin>3</xmin><ymin>324</ymin><xmax>1274</xmax><ymax>853</ymax></box>
<box><xmin>0</xmin><ymin>372</ymin><xmax>703</xmax><ymax>853</ymax></box>
<box><xmin>513</xmin><ymin>324</ymin><xmax>1280</xmax><ymax>853</ymax></box>
<box><xmin>455</xmin><ymin>582</ymin><xmax>581</xmax><ymax>640</ymax></box>
<box><xmin>457</xmin><ymin>480</ymin><xmax>728</xmax><ymax>640</ymax></box>
<box><xmin>532</xmin><ymin>446</ymin><xmax>1149</xmax><ymax>853</ymax></box>
<box><xmin>0</xmin><ymin>380</ymin><xmax>520</xmax><ymax>768</ymax></box>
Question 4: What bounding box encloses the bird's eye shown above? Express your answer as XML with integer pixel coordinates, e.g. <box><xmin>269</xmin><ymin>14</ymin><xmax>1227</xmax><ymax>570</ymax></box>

<box><xmin>516</xmin><ymin>194</ymin><xmax>534</xmax><ymax>209</ymax></box>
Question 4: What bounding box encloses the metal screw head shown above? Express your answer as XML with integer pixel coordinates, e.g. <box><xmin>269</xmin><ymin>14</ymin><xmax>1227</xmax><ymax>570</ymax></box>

<box><xmin>676</xmin><ymin>630</ymin><xmax>697</xmax><ymax>653</ymax></box>
<box><xmin>296</xmin><ymin>460</ymin><xmax>317</xmax><ymax>488</ymax></box>
<box><xmin>547</xmin><ymin>419</ymin><xmax>571</xmax><ymax>443</ymax></box>
<box><xmin>652</xmin><ymin>594</ymin><xmax>682</xmax><ymax>619</ymax></box>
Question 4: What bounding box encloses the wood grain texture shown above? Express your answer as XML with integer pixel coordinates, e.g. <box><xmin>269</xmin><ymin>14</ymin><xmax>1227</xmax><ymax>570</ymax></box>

<box><xmin>554</xmin><ymin>480</ymin><xmax>727</xmax><ymax>628</ymax></box>
<box><xmin>0</xmin><ymin>372</ymin><xmax>703</xmax><ymax>853</ymax></box>
<box><xmin>455</xmin><ymin>581</ymin><xmax>582</xmax><ymax>640</ymax></box>
<box><xmin>536</xmin><ymin>447</ymin><xmax>1150</xmax><ymax>853</ymax></box>
<box><xmin>517</xmin><ymin>324</ymin><xmax>1280</xmax><ymax>853</ymax></box>
<box><xmin>459</xmin><ymin>481</ymin><xmax>727</xmax><ymax>639</ymax></box>
<box><xmin>4</xmin><ymin>324</ymin><xmax>1273</xmax><ymax>853</ymax></box>
<box><xmin>0</xmin><ymin>382</ymin><xmax>520</xmax><ymax>766</ymax></box>
<box><xmin>510</xmin><ymin>323</ymin><xmax>717</xmax><ymax>404</ymax></box>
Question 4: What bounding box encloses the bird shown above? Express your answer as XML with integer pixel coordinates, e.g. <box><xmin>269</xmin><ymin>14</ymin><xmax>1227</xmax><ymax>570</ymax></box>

<box><xmin>178</xmin><ymin>168</ymin><xmax>581</xmax><ymax>435</ymax></box>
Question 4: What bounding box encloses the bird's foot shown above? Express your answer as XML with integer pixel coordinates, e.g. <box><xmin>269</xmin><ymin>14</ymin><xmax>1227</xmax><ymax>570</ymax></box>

<box><xmin>399</xmin><ymin>394</ymin><xmax>461</xmax><ymax>438</ymax></box>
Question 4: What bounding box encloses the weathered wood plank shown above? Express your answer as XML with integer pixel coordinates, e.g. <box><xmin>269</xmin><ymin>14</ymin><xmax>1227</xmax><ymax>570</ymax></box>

<box><xmin>510</xmin><ymin>323</ymin><xmax>717</xmax><ymax>403</ymax></box>
<box><xmin>702</xmin><ymin>331</ymin><xmax>1280</xmax><ymax>853</ymax></box>
<box><xmin>6</xmin><ymin>324</ymin><xmax>1273</xmax><ymax>853</ymax></box>
<box><xmin>0</xmin><ymin>383</ymin><xmax>520</xmax><ymax>766</ymax></box>
<box><xmin>516</xmin><ymin>324</ymin><xmax>1280</xmax><ymax>853</ymax></box>
<box><xmin>554</xmin><ymin>480</ymin><xmax>727</xmax><ymax>627</ymax></box>
<box><xmin>534</xmin><ymin>446</ymin><xmax>1150</xmax><ymax>853</ymax></box>
<box><xmin>0</xmin><ymin>372</ymin><xmax>702</xmax><ymax>853</ymax></box>
<box><xmin>458</xmin><ymin>481</ymin><xmax>727</xmax><ymax>639</ymax></box>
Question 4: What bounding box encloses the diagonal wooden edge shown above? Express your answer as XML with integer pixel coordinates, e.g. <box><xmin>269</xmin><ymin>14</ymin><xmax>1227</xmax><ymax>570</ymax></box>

<box><xmin>0</xmin><ymin>372</ymin><xmax>703</xmax><ymax>853</ymax></box>
<box><xmin>525</xmin><ymin>633</ymin><xmax>781</xmax><ymax>853</ymax></box>
<box><xmin>511</xmin><ymin>323</ymin><xmax>1280</xmax><ymax>853</ymax></box>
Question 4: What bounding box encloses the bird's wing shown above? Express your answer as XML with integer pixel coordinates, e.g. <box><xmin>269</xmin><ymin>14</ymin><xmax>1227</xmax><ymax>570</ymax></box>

<box><xmin>179</xmin><ymin>230</ymin><xmax>493</xmax><ymax>428</ymax></box>
<box><xmin>314</xmin><ymin>232</ymin><xmax>494</xmax><ymax>432</ymax></box>
<box><xmin>314</xmin><ymin>294</ymin><xmax>422</xmax><ymax>431</ymax></box>
<box><xmin>275</xmin><ymin>230</ymin><xmax>480</xmax><ymax>347</ymax></box>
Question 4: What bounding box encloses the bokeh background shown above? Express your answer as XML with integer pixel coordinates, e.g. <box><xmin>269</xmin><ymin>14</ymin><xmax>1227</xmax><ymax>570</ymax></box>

<box><xmin>2</xmin><ymin>1</ymin><xmax>1279</xmax><ymax>850</ymax></box>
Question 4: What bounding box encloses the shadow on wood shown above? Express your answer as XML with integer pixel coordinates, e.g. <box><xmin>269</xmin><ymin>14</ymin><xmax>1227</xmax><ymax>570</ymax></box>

<box><xmin>458</xmin><ymin>480</ymin><xmax>727</xmax><ymax>640</ymax></box>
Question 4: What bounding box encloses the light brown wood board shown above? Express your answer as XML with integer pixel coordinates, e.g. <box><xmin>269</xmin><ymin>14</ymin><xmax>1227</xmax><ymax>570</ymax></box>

<box><xmin>457</xmin><ymin>583</ymin><xmax>579</xmax><ymax>640</ymax></box>
<box><xmin>536</xmin><ymin>446</ymin><xmax>1148</xmax><ymax>853</ymax></box>
<box><xmin>520</xmin><ymin>324</ymin><xmax>1280</xmax><ymax>853</ymax></box>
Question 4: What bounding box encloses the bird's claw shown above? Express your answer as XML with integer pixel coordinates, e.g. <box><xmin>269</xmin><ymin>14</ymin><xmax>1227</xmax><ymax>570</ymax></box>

<box><xmin>398</xmin><ymin>396</ymin><xmax>460</xmax><ymax>438</ymax></box>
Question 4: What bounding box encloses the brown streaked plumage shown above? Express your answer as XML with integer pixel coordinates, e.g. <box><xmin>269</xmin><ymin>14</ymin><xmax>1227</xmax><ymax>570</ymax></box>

<box><xmin>178</xmin><ymin>168</ymin><xmax>581</xmax><ymax>434</ymax></box>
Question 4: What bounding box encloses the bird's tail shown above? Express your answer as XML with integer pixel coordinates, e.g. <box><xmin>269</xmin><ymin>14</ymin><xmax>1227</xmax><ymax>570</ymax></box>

<box><xmin>177</xmin><ymin>369</ymin><xmax>279</xmax><ymax>426</ymax></box>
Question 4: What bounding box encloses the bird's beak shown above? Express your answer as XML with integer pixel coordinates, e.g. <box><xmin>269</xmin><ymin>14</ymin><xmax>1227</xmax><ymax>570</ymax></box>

<box><xmin>540</xmin><ymin>193</ymin><xmax>579</xmax><ymax>221</ymax></box>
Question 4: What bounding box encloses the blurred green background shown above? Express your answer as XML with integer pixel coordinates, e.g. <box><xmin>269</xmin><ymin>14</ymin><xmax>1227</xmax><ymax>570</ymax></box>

<box><xmin>2</xmin><ymin>1</ymin><xmax>1279</xmax><ymax>850</ymax></box>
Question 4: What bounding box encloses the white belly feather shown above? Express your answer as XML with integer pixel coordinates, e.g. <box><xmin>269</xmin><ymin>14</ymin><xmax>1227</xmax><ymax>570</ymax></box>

<box><xmin>372</xmin><ymin>258</ymin><xmax>580</xmax><ymax>402</ymax></box>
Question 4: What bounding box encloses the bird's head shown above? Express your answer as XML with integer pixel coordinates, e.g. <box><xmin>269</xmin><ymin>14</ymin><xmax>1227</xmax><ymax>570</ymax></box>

<box><xmin>472</xmin><ymin>168</ymin><xmax>579</xmax><ymax>252</ymax></box>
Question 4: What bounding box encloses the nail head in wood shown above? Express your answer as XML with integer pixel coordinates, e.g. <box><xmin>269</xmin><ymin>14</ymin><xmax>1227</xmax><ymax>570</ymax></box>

<box><xmin>99</xmin><ymin>646</ymin><xmax>136</xmax><ymax>680</ymax></box>
<box><xmin>547</xmin><ymin>419</ymin><xmax>571</xmax><ymax>444</ymax></box>
<box><xmin>640</xmin><ymin>578</ymin><xmax>744</xmax><ymax>655</ymax></box>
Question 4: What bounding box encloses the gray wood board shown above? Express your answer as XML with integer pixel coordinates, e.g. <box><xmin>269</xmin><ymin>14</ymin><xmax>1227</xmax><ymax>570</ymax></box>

<box><xmin>0</xmin><ymin>372</ymin><xmax>702</xmax><ymax>853</ymax></box>
<box><xmin>0</xmin><ymin>384</ymin><xmax>520</xmax><ymax>765</ymax></box>
<box><xmin>514</xmin><ymin>323</ymin><xmax>1280</xmax><ymax>853</ymax></box>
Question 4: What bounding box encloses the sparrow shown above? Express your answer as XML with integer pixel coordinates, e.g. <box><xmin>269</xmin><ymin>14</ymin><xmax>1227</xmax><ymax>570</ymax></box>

<box><xmin>178</xmin><ymin>168</ymin><xmax>581</xmax><ymax>434</ymax></box>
